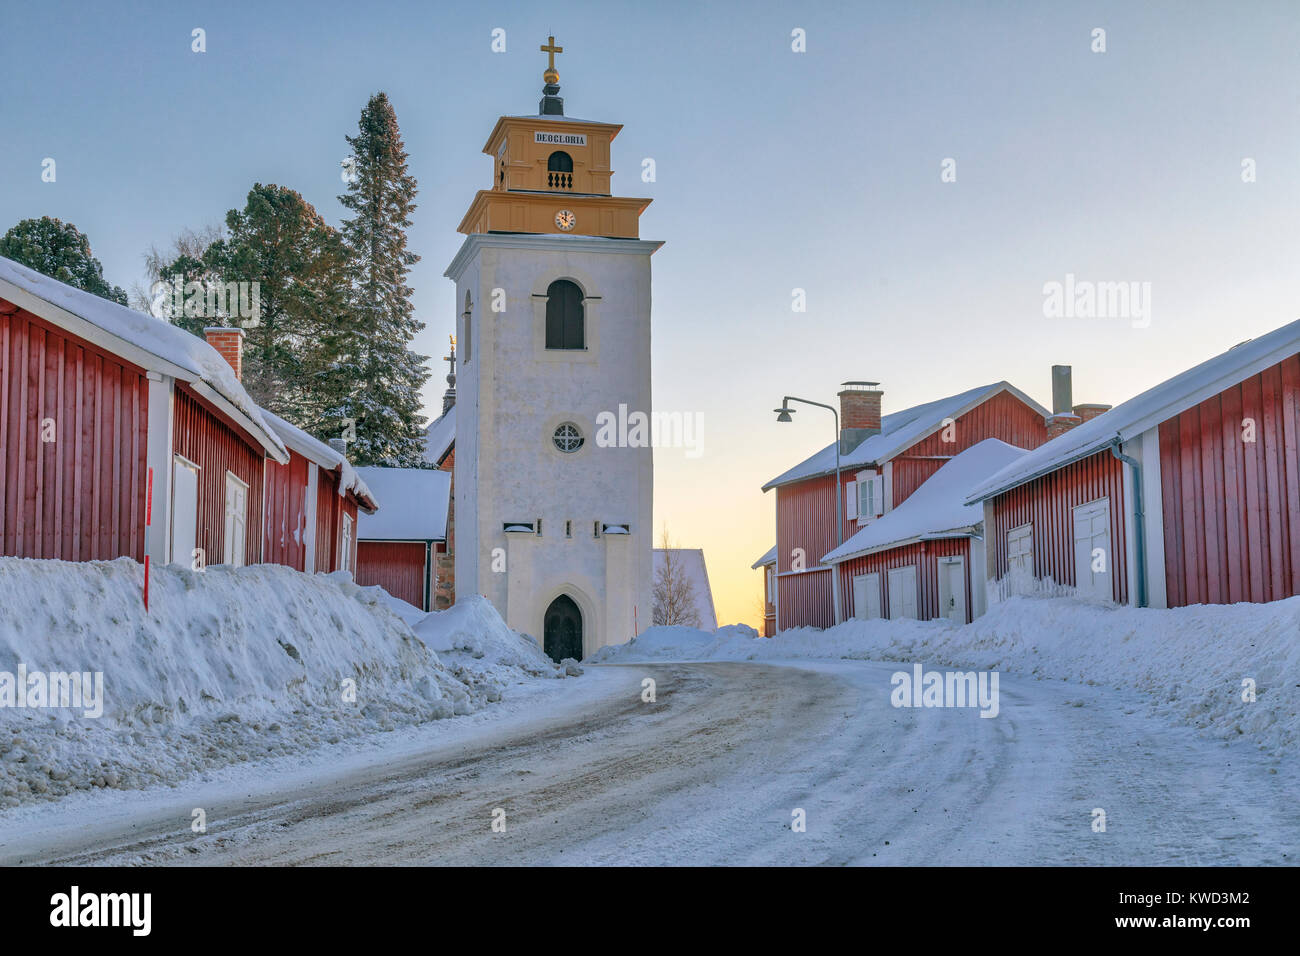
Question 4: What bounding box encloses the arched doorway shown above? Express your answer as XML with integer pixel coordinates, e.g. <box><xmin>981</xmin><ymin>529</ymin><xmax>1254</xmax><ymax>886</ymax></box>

<box><xmin>543</xmin><ymin>594</ymin><xmax>583</xmax><ymax>662</ymax></box>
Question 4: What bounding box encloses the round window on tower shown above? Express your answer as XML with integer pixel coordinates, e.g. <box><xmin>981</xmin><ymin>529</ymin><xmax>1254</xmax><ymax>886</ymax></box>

<box><xmin>552</xmin><ymin>422</ymin><xmax>584</xmax><ymax>454</ymax></box>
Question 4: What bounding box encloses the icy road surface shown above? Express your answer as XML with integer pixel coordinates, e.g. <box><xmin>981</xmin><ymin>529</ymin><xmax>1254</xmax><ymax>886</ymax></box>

<box><xmin>1</xmin><ymin>661</ymin><xmax>1295</xmax><ymax>865</ymax></box>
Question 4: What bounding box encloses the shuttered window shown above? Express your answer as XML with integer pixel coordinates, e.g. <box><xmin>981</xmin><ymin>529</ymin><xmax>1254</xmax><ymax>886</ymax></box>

<box><xmin>544</xmin><ymin>280</ymin><xmax>585</xmax><ymax>350</ymax></box>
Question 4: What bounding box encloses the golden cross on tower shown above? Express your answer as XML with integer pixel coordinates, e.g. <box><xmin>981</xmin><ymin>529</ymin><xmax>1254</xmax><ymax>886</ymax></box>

<box><xmin>540</xmin><ymin>35</ymin><xmax>563</xmax><ymax>83</ymax></box>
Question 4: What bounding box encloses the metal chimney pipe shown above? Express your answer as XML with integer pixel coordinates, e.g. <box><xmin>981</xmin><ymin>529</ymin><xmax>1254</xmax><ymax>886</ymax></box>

<box><xmin>1051</xmin><ymin>365</ymin><xmax>1073</xmax><ymax>416</ymax></box>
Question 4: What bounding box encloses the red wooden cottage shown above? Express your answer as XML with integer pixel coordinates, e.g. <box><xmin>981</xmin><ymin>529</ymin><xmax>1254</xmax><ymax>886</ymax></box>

<box><xmin>0</xmin><ymin>255</ymin><xmax>288</xmax><ymax>568</ymax></box>
<box><xmin>822</xmin><ymin>438</ymin><xmax>1028</xmax><ymax>624</ymax></box>
<box><xmin>354</xmin><ymin>466</ymin><xmax>450</xmax><ymax>611</ymax></box>
<box><xmin>968</xmin><ymin>318</ymin><xmax>1300</xmax><ymax>609</ymax></box>
<box><xmin>261</xmin><ymin>410</ymin><xmax>377</xmax><ymax>575</ymax></box>
<box><xmin>760</xmin><ymin>380</ymin><xmax>1052</xmax><ymax>630</ymax></box>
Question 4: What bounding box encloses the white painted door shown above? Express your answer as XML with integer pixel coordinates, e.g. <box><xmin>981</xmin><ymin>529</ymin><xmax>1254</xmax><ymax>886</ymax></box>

<box><xmin>887</xmin><ymin>565</ymin><xmax>919</xmax><ymax>620</ymax></box>
<box><xmin>223</xmin><ymin>472</ymin><xmax>248</xmax><ymax>567</ymax></box>
<box><xmin>1007</xmin><ymin>524</ymin><xmax>1034</xmax><ymax>574</ymax></box>
<box><xmin>170</xmin><ymin>457</ymin><xmax>199</xmax><ymax>567</ymax></box>
<box><xmin>852</xmin><ymin>572</ymin><xmax>882</xmax><ymax>620</ymax></box>
<box><xmin>340</xmin><ymin>512</ymin><xmax>353</xmax><ymax>573</ymax></box>
<box><xmin>1072</xmin><ymin>498</ymin><xmax>1113</xmax><ymax>601</ymax></box>
<box><xmin>938</xmin><ymin>556</ymin><xmax>967</xmax><ymax>623</ymax></box>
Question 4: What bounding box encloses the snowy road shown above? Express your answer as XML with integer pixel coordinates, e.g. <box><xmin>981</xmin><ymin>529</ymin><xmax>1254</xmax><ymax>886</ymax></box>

<box><xmin>1</xmin><ymin>660</ymin><xmax>1295</xmax><ymax>865</ymax></box>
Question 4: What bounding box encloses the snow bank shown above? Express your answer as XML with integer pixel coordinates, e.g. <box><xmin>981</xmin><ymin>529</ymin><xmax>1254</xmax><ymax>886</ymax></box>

<box><xmin>598</xmin><ymin>598</ymin><xmax>1300</xmax><ymax>757</ymax></box>
<box><xmin>411</xmin><ymin>595</ymin><xmax>568</xmax><ymax>680</ymax></box>
<box><xmin>0</xmin><ymin>558</ymin><xmax>565</xmax><ymax>807</ymax></box>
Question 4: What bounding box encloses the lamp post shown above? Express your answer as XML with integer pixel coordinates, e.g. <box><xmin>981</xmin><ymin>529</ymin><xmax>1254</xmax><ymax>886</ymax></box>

<box><xmin>774</xmin><ymin>397</ymin><xmax>843</xmax><ymax>551</ymax></box>
<box><xmin>775</xmin><ymin>396</ymin><xmax>844</xmax><ymax>626</ymax></box>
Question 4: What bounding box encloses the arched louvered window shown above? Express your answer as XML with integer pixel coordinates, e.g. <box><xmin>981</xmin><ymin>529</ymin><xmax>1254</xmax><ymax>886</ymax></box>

<box><xmin>547</xmin><ymin>151</ymin><xmax>573</xmax><ymax>172</ymax></box>
<box><xmin>545</xmin><ymin>280</ymin><xmax>584</xmax><ymax>350</ymax></box>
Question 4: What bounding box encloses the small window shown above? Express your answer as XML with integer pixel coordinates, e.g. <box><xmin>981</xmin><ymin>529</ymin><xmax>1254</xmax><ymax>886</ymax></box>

<box><xmin>462</xmin><ymin>292</ymin><xmax>473</xmax><ymax>363</ymax></box>
<box><xmin>565</xmin><ymin>520</ymin><xmax>572</xmax><ymax>538</ymax></box>
<box><xmin>593</xmin><ymin>521</ymin><xmax>602</xmax><ymax>538</ymax></box>
<box><xmin>545</xmin><ymin>280</ymin><xmax>585</xmax><ymax>350</ymax></box>
<box><xmin>553</xmin><ymin>422</ymin><xmax>584</xmax><ymax>453</ymax></box>
<box><xmin>536</xmin><ymin>518</ymin><xmax>543</xmax><ymax>537</ymax></box>
<box><xmin>547</xmin><ymin>151</ymin><xmax>573</xmax><ymax>173</ymax></box>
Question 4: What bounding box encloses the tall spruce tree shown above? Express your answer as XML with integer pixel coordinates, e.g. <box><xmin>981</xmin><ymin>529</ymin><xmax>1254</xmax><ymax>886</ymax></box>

<box><xmin>336</xmin><ymin>92</ymin><xmax>430</xmax><ymax>466</ymax></box>
<box><xmin>1</xmin><ymin>217</ymin><xmax>127</xmax><ymax>304</ymax></box>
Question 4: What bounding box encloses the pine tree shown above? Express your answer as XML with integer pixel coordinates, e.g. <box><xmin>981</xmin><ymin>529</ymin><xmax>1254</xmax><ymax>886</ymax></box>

<box><xmin>201</xmin><ymin>184</ymin><xmax>351</xmax><ymax>423</ymax></box>
<box><xmin>0</xmin><ymin>217</ymin><xmax>127</xmax><ymax>305</ymax></box>
<box><xmin>336</xmin><ymin>92</ymin><xmax>430</xmax><ymax>466</ymax></box>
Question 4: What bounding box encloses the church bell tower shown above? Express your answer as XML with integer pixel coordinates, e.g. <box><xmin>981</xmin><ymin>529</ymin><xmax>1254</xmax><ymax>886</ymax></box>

<box><xmin>447</xmin><ymin>37</ymin><xmax>660</xmax><ymax>659</ymax></box>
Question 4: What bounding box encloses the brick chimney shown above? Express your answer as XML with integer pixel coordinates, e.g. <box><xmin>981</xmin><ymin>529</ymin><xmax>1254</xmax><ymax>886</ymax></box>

<box><xmin>205</xmin><ymin>327</ymin><xmax>245</xmax><ymax>381</ymax></box>
<box><xmin>838</xmin><ymin>381</ymin><xmax>882</xmax><ymax>453</ymax></box>
<box><xmin>1044</xmin><ymin>365</ymin><xmax>1111</xmax><ymax>439</ymax></box>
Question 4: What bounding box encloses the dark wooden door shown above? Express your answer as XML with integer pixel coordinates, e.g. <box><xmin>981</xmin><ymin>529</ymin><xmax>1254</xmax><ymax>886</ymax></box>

<box><xmin>544</xmin><ymin>594</ymin><xmax>583</xmax><ymax>662</ymax></box>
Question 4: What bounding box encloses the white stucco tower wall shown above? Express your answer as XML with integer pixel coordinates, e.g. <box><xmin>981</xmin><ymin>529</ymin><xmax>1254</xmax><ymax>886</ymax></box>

<box><xmin>446</xmin><ymin>233</ymin><xmax>661</xmax><ymax>656</ymax></box>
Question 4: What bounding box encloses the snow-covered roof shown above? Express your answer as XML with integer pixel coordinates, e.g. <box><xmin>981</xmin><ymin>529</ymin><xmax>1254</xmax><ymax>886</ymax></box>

<box><xmin>0</xmin><ymin>254</ymin><xmax>288</xmax><ymax>463</ymax></box>
<box><xmin>967</xmin><ymin>318</ymin><xmax>1300</xmax><ymax>503</ymax></box>
<box><xmin>261</xmin><ymin>411</ymin><xmax>377</xmax><ymax>513</ymax></box>
<box><xmin>423</xmin><ymin>405</ymin><xmax>455</xmax><ymax>465</ymax></box>
<box><xmin>762</xmin><ymin>382</ymin><xmax>1047</xmax><ymax>491</ymax></box>
<box><xmin>751</xmin><ymin>545</ymin><xmax>777</xmax><ymax>569</ymax></box>
<box><xmin>354</xmin><ymin>467</ymin><xmax>450</xmax><ymax>541</ymax></box>
<box><xmin>823</xmin><ymin>439</ymin><xmax>1029</xmax><ymax>565</ymax></box>
<box><xmin>653</xmin><ymin>548</ymin><xmax>719</xmax><ymax>630</ymax></box>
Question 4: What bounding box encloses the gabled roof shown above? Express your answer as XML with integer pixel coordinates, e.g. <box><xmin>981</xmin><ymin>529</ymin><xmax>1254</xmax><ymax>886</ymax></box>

<box><xmin>762</xmin><ymin>382</ymin><xmax>1047</xmax><ymax>491</ymax></box>
<box><xmin>653</xmin><ymin>548</ymin><xmax>718</xmax><ymax>630</ymax></box>
<box><xmin>967</xmin><ymin>318</ymin><xmax>1300</xmax><ymax>503</ymax></box>
<box><xmin>0</xmin><ymin>255</ymin><xmax>288</xmax><ymax>463</ymax></box>
<box><xmin>423</xmin><ymin>405</ymin><xmax>455</xmax><ymax>465</ymax></box>
<box><xmin>261</xmin><ymin>411</ymin><xmax>377</xmax><ymax>513</ymax></box>
<box><xmin>751</xmin><ymin>545</ymin><xmax>777</xmax><ymax>569</ymax></box>
<box><xmin>355</xmin><ymin>467</ymin><xmax>450</xmax><ymax>541</ymax></box>
<box><xmin>823</xmin><ymin>439</ymin><xmax>1028</xmax><ymax>565</ymax></box>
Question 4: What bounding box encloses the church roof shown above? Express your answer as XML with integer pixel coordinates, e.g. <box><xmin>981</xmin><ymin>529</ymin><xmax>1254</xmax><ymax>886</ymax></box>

<box><xmin>761</xmin><ymin>382</ymin><xmax>1047</xmax><ymax>491</ymax></box>
<box><xmin>355</xmin><ymin>467</ymin><xmax>450</xmax><ymax>542</ymax></box>
<box><xmin>423</xmin><ymin>405</ymin><xmax>456</xmax><ymax>465</ymax></box>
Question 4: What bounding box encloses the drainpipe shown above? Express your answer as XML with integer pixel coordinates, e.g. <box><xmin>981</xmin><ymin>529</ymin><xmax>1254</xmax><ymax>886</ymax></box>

<box><xmin>1109</xmin><ymin>438</ymin><xmax>1147</xmax><ymax>608</ymax></box>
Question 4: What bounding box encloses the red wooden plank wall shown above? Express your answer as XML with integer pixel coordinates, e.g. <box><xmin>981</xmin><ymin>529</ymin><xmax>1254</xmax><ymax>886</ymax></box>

<box><xmin>172</xmin><ymin>384</ymin><xmax>265</xmax><ymax>566</ymax></box>
<box><xmin>777</xmin><ymin>568</ymin><xmax>833</xmax><ymax>630</ymax></box>
<box><xmin>1159</xmin><ymin>354</ymin><xmax>1300</xmax><ymax>606</ymax></box>
<box><xmin>1</xmin><ymin>304</ymin><xmax>147</xmax><ymax>561</ymax></box>
<box><xmin>263</xmin><ymin>448</ymin><xmax>309</xmax><ymax>571</ymax></box>
<box><xmin>891</xmin><ymin>391</ymin><xmax>1048</xmax><ymax>506</ymax></box>
<box><xmin>356</xmin><ymin>541</ymin><xmax>427</xmax><ymax>609</ymax></box>
<box><xmin>988</xmin><ymin>449</ymin><xmax>1128</xmax><ymax>603</ymax></box>
<box><xmin>315</xmin><ymin>469</ymin><xmax>340</xmax><ymax>572</ymax></box>
<box><xmin>834</xmin><ymin>538</ymin><xmax>971</xmax><ymax>622</ymax></box>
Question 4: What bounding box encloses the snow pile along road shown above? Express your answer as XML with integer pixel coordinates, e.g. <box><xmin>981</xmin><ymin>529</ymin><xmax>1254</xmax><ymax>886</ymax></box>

<box><xmin>0</xmin><ymin>558</ymin><xmax>565</xmax><ymax>808</ymax></box>
<box><xmin>596</xmin><ymin>596</ymin><xmax>1300</xmax><ymax>757</ymax></box>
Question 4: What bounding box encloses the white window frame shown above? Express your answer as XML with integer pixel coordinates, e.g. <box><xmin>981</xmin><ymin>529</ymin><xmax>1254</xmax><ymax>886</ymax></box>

<box><xmin>223</xmin><ymin>470</ymin><xmax>249</xmax><ymax>568</ymax></box>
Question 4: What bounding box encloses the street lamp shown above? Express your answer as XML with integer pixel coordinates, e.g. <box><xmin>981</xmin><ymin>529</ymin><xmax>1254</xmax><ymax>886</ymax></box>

<box><xmin>774</xmin><ymin>396</ymin><xmax>842</xmax><ymax>551</ymax></box>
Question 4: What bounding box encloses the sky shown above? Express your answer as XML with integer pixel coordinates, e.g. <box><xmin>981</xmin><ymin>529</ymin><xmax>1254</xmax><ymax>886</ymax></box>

<box><xmin>3</xmin><ymin>0</ymin><xmax>1300</xmax><ymax>627</ymax></box>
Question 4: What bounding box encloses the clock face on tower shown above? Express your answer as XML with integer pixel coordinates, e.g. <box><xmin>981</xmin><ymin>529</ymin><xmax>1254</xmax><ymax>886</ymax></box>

<box><xmin>555</xmin><ymin>209</ymin><xmax>576</xmax><ymax>231</ymax></box>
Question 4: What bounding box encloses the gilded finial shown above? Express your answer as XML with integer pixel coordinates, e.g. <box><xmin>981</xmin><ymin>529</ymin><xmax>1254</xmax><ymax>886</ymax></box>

<box><xmin>540</xmin><ymin>35</ymin><xmax>563</xmax><ymax>84</ymax></box>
